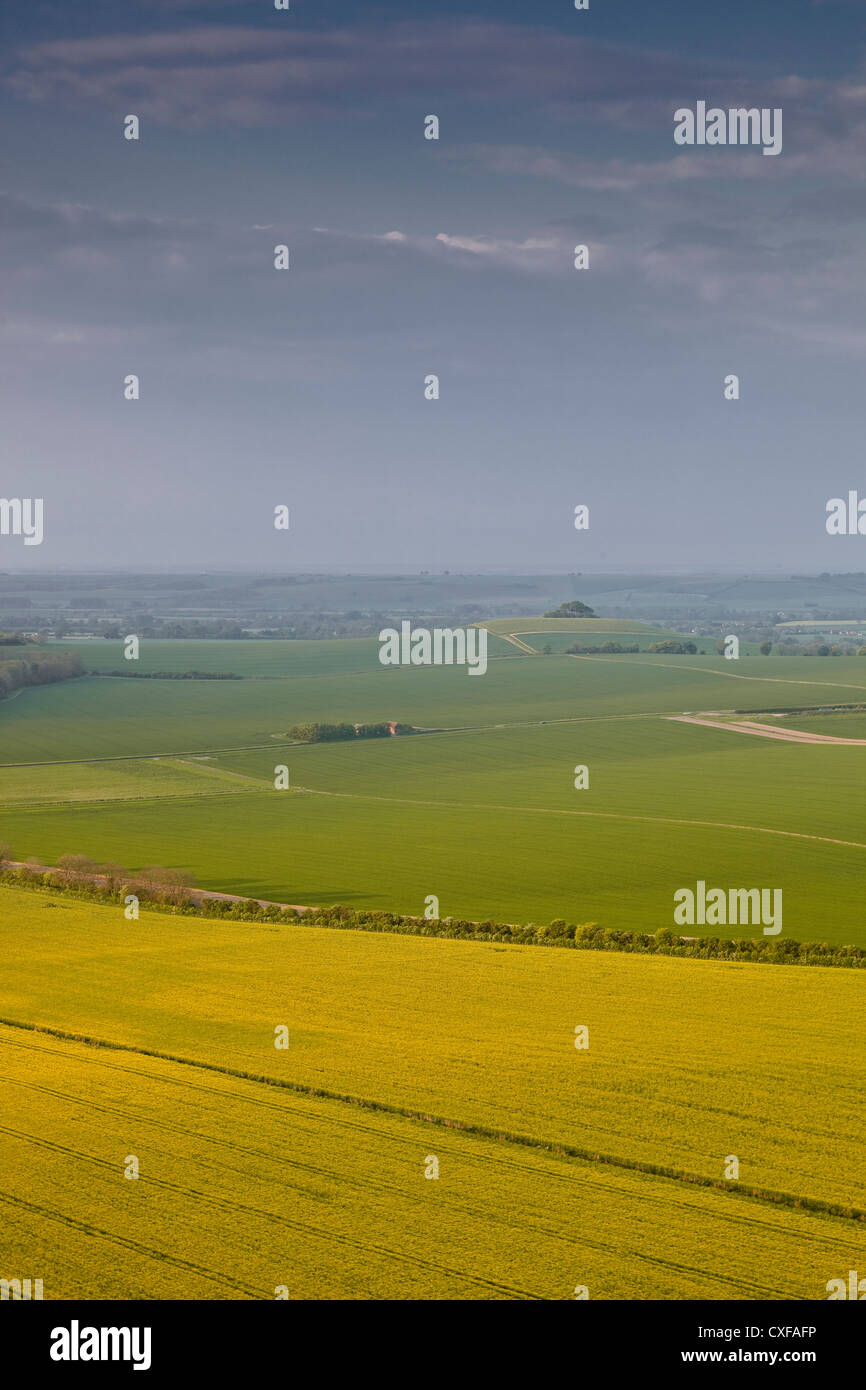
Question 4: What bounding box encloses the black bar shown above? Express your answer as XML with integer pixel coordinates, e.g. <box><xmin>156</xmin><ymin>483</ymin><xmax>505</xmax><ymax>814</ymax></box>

<box><xmin>2</xmin><ymin>1298</ymin><xmax>860</xmax><ymax>1376</ymax></box>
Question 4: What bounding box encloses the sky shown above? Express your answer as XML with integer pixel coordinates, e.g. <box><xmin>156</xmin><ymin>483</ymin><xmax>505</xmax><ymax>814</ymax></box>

<box><xmin>2</xmin><ymin>0</ymin><xmax>866</xmax><ymax>573</ymax></box>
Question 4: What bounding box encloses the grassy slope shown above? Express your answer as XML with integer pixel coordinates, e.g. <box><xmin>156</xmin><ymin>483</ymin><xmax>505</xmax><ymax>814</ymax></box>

<box><xmin>207</xmin><ymin>718</ymin><xmax>866</xmax><ymax>843</ymax></box>
<box><xmin>45</xmin><ymin>638</ymin><xmax>378</xmax><ymax>678</ymax></box>
<box><xmin>0</xmin><ymin>757</ymin><xmax>253</xmax><ymax>806</ymax></box>
<box><xmin>2</xmin><ymin>646</ymin><xmax>864</xmax><ymax>941</ymax></box>
<box><xmin>779</xmin><ymin>713</ymin><xmax>866</xmax><ymax>739</ymax></box>
<box><xmin>5</xmin><ymin>655</ymin><xmax>866</xmax><ymax>763</ymax></box>
<box><xmin>2</xmin><ymin>790</ymin><xmax>862</xmax><ymax>941</ymax></box>
<box><xmin>1</xmin><ymin>713</ymin><xmax>863</xmax><ymax>940</ymax></box>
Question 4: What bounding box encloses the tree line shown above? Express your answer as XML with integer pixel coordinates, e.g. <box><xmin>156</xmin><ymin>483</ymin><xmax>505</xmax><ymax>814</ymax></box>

<box><xmin>0</xmin><ymin>648</ymin><xmax>84</xmax><ymax>699</ymax></box>
<box><xmin>1</xmin><ymin>850</ymin><xmax>861</xmax><ymax>969</ymax></box>
<box><xmin>0</xmin><ymin>850</ymin><xmax>195</xmax><ymax>905</ymax></box>
<box><xmin>95</xmin><ymin>669</ymin><xmax>243</xmax><ymax>680</ymax></box>
<box><xmin>565</xmin><ymin>640</ymin><xmax>700</xmax><ymax>655</ymax></box>
<box><xmin>566</xmin><ymin>641</ymin><xmax>640</xmax><ymax>654</ymax></box>
<box><xmin>760</xmin><ymin>641</ymin><xmax>866</xmax><ymax>657</ymax></box>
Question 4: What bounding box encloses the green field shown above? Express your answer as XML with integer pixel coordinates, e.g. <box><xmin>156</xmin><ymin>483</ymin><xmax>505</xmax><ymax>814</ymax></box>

<box><xmin>1</xmin><ymin>628</ymin><xmax>865</xmax><ymax>1301</ymax></box>
<box><xmin>0</xmin><ymin>729</ymin><xmax>863</xmax><ymax>939</ymax></box>
<box><xmin>47</xmin><ymin>638</ymin><xmax>379</xmax><ymax>678</ymax></box>
<box><xmin>0</xmin><ymin>886</ymin><xmax>862</xmax><ymax>1299</ymax></box>
<box><xmin>1</xmin><ymin>641</ymin><xmax>865</xmax><ymax>942</ymax></box>
<box><xmin>8</xmin><ymin>648</ymin><xmax>866</xmax><ymax>757</ymax></box>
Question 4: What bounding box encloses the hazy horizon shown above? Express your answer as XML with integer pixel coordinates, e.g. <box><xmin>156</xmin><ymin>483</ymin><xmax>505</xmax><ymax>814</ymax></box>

<box><xmin>1</xmin><ymin>564</ymin><xmax>863</xmax><ymax>579</ymax></box>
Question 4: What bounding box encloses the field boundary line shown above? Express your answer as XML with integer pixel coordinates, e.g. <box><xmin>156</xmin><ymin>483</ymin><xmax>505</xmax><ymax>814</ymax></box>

<box><xmin>0</xmin><ymin>740</ymin><xmax>311</xmax><ymax>769</ymax></box>
<box><xmin>0</xmin><ymin>1017</ymin><xmax>861</xmax><ymax>1228</ymax></box>
<box><xmin>286</xmin><ymin>787</ymin><xmax>866</xmax><ymax>851</ymax></box>
<box><xmin>0</xmin><ymin>711</ymin><xmax>669</xmax><ymax>766</ymax></box>
<box><xmin>504</xmin><ymin>633</ymin><xmax>537</xmax><ymax>654</ymax></box>
<box><xmin>566</xmin><ymin>652</ymin><xmax>866</xmax><ymax>695</ymax></box>
<box><xmin>0</xmin><ymin>789</ymin><xmax>264</xmax><ymax>811</ymax></box>
<box><xmin>475</xmin><ymin>624</ymin><xmax>536</xmax><ymax>654</ymax></box>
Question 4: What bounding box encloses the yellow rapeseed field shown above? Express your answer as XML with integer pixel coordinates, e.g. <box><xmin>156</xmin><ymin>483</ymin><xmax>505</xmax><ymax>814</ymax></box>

<box><xmin>0</xmin><ymin>884</ymin><xmax>863</xmax><ymax>1298</ymax></box>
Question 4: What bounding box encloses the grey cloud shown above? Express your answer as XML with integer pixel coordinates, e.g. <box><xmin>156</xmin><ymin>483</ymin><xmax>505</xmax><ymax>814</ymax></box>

<box><xmin>0</xmin><ymin>191</ymin><xmax>190</xmax><ymax>242</ymax></box>
<box><xmin>2</xmin><ymin>19</ymin><xmax>774</xmax><ymax>130</ymax></box>
<box><xmin>442</xmin><ymin>144</ymin><xmax>778</xmax><ymax>193</ymax></box>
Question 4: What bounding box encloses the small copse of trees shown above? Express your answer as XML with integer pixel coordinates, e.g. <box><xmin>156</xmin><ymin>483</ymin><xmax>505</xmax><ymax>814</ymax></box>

<box><xmin>287</xmin><ymin>722</ymin><xmax>414</xmax><ymax>742</ymax></box>
<box><xmin>647</xmin><ymin>640</ymin><xmax>698</xmax><ymax>654</ymax></box>
<box><xmin>544</xmin><ymin>600</ymin><xmax>597</xmax><ymax>618</ymax></box>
